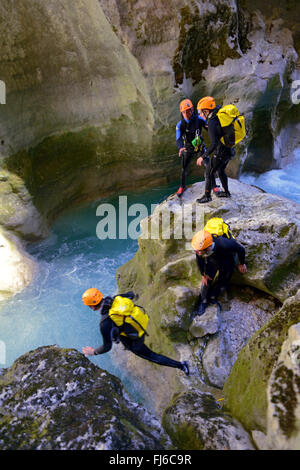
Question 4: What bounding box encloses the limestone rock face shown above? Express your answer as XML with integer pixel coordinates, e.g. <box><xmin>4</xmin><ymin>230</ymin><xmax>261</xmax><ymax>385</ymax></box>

<box><xmin>100</xmin><ymin>0</ymin><xmax>300</xmax><ymax>175</ymax></box>
<box><xmin>189</xmin><ymin>304</ymin><xmax>221</xmax><ymax>338</ymax></box>
<box><xmin>264</xmin><ymin>323</ymin><xmax>300</xmax><ymax>450</ymax></box>
<box><xmin>224</xmin><ymin>290</ymin><xmax>300</xmax><ymax>436</ymax></box>
<box><xmin>162</xmin><ymin>388</ymin><xmax>255</xmax><ymax>450</ymax></box>
<box><xmin>0</xmin><ymin>0</ymin><xmax>156</xmax><ymax>220</ymax></box>
<box><xmin>0</xmin><ymin>169</ymin><xmax>48</xmax><ymax>240</ymax></box>
<box><xmin>0</xmin><ymin>346</ymin><xmax>170</xmax><ymax>450</ymax></box>
<box><xmin>199</xmin><ymin>293</ymin><xmax>276</xmax><ymax>388</ymax></box>
<box><xmin>0</xmin><ymin>229</ymin><xmax>36</xmax><ymax>301</ymax></box>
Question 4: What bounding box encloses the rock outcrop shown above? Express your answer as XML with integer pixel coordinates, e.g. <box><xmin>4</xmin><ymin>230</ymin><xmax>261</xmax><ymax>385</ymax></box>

<box><xmin>162</xmin><ymin>388</ymin><xmax>254</xmax><ymax>450</ymax></box>
<box><xmin>224</xmin><ymin>289</ymin><xmax>300</xmax><ymax>446</ymax></box>
<box><xmin>0</xmin><ymin>345</ymin><xmax>170</xmax><ymax>450</ymax></box>
<box><xmin>0</xmin><ymin>228</ymin><xmax>36</xmax><ymax>301</ymax></box>
<box><xmin>116</xmin><ymin>178</ymin><xmax>300</xmax><ymax>443</ymax></box>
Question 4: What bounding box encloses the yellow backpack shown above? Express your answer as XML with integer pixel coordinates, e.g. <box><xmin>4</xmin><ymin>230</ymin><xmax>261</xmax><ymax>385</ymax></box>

<box><xmin>217</xmin><ymin>104</ymin><xmax>246</xmax><ymax>148</ymax></box>
<box><xmin>108</xmin><ymin>296</ymin><xmax>149</xmax><ymax>339</ymax></box>
<box><xmin>204</xmin><ymin>217</ymin><xmax>234</xmax><ymax>239</ymax></box>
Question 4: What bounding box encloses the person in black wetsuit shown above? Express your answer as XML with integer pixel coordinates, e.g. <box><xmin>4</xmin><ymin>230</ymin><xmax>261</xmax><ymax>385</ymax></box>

<box><xmin>81</xmin><ymin>288</ymin><xmax>189</xmax><ymax>375</ymax></box>
<box><xmin>191</xmin><ymin>230</ymin><xmax>247</xmax><ymax>315</ymax></box>
<box><xmin>175</xmin><ymin>98</ymin><xmax>208</xmax><ymax>197</ymax></box>
<box><xmin>196</xmin><ymin>96</ymin><xmax>235</xmax><ymax>203</ymax></box>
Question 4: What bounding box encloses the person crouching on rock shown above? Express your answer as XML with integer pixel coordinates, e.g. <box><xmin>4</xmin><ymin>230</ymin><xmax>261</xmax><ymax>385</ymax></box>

<box><xmin>191</xmin><ymin>230</ymin><xmax>247</xmax><ymax>315</ymax></box>
<box><xmin>81</xmin><ymin>288</ymin><xmax>190</xmax><ymax>375</ymax></box>
<box><xmin>175</xmin><ymin>98</ymin><xmax>207</xmax><ymax>198</ymax></box>
<box><xmin>196</xmin><ymin>96</ymin><xmax>235</xmax><ymax>203</ymax></box>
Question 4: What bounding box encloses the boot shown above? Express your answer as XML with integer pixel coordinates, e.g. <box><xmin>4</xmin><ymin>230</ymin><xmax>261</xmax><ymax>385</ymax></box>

<box><xmin>195</xmin><ymin>302</ymin><xmax>209</xmax><ymax>316</ymax></box>
<box><xmin>181</xmin><ymin>361</ymin><xmax>190</xmax><ymax>376</ymax></box>
<box><xmin>177</xmin><ymin>186</ymin><xmax>186</xmax><ymax>197</ymax></box>
<box><xmin>197</xmin><ymin>194</ymin><xmax>212</xmax><ymax>203</ymax></box>
<box><xmin>216</xmin><ymin>190</ymin><xmax>231</xmax><ymax>198</ymax></box>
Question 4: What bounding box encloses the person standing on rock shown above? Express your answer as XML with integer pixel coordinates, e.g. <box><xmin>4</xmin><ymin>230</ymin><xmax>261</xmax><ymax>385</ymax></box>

<box><xmin>191</xmin><ymin>230</ymin><xmax>247</xmax><ymax>315</ymax></box>
<box><xmin>196</xmin><ymin>96</ymin><xmax>235</xmax><ymax>203</ymax></box>
<box><xmin>81</xmin><ymin>288</ymin><xmax>190</xmax><ymax>375</ymax></box>
<box><xmin>175</xmin><ymin>98</ymin><xmax>208</xmax><ymax>197</ymax></box>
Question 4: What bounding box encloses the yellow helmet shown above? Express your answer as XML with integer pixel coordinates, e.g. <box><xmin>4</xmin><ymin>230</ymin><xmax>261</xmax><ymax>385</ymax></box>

<box><xmin>191</xmin><ymin>230</ymin><xmax>213</xmax><ymax>251</ymax></box>
<box><xmin>82</xmin><ymin>288</ymin><xmax>103</xmax><ymax>306</ymax></box>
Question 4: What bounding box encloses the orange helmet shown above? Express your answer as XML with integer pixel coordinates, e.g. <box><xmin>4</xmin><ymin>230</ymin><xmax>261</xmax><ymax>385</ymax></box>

<box><xmin>197</xmin><ymin>96</ymin><xmax>216</xmax><ymax>112</ymax></box>
<box><xmin>191</xmin><ymin>230</ymin><xmax>213</xmax><ymax>251</ymax></box>
<box><xmin>82</xmin><ymin>288</ymin><xmax>103</xmax><ymax>306</ymax></box>
<box><xmin>180</xmin><ymin>99</ymin><xmax>193</xmax><ymax>113</ymax></box>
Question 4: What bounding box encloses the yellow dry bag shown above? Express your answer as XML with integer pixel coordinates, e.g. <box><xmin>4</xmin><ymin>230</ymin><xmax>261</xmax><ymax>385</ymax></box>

<box><xmin>108</xmin><ymin>296</ymin><xmax>149</xmax><ymax>339</ymax></box>
<box><xmin>204</xmin><ymin>217</ymin><xmax>234</xmax><ymax>239</ymax></box>
<box><xmin>217</xmin><ymin>104</ymin><xmax>246</xmax><ymax>147</ymax></box>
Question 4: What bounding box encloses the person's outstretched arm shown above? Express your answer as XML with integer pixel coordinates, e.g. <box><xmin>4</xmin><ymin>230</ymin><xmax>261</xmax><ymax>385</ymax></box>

<box><xmin>82</xmin><ymin>317</ymin><xmax>113</xmax><ymax>356</ymax></box>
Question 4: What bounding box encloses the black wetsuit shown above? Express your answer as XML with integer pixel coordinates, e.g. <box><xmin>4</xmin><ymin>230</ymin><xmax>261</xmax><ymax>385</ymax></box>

<box><xmin>196</xmin><ymin>236</ymin><xmax>246</xmax><ymax>302</ymax></box>
<box><xmin>94</xmin><ymin>295</ymin><xmax>184</xmax><ymax>371</ymax></box>
<box><xmin>176</xmin><ymin>113</ymin><xmax>207</xmax><ymax>188</ymax></box>
<box><xmin>202</xmin><ymin>106</ymin><xmax>235</xmax><ymax>194</ymax></box>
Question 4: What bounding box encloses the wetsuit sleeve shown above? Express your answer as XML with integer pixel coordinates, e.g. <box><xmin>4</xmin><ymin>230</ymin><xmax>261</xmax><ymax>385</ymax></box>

<box><xmin>101</xmin><ymin>296</ymin><xmax>114</xmax><ymax>316</ymax></box>
<box><xmin>94</xmin><ymin>317</ymin><xmax>113</xmax><ymax>355</ymax></box>
<box><xmin>218</xmin><ymin>238</ymin><xmax>246</xmax><ymax>264</ymax></box>
<box><xmin>196</xmin><ymin>254</ymin><xmax>205</xmax><ymax>275</ymax></box>
<box><xmin>198</xmin><ymin>116</ymin><xmax>208</xmax><ymax>132</ymax></box>
<box><xmin>118</xmin><ymin>291</ymin><xmax>135</xmax><ymax>300</ymax></box>
<box><xmin>176</xmin><ymin>121</ymin><xmax>184</xmax><ymax>149</ymax></box>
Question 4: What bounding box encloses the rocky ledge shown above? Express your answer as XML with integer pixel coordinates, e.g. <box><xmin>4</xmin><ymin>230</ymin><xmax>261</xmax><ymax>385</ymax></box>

<box><xmin>0</xmin><ymin>345</ymin><xmax>170</xmax><ymax>450</ymax></box>
<box><xmin>116</xmin><ymin>178</ymin><xmax>300</xmax><ymax>449</ymax></box>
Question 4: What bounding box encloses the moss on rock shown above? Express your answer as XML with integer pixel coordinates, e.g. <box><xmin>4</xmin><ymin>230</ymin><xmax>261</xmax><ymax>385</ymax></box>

<box><xmin>223</xmin><ymin>290</ymin><xmax>300</xmax><ymax>433</ymax></box>
<box><xmin>0</xmin><ymin>345</ymin><xmax>170</xmax><ymax>450</ymax></box>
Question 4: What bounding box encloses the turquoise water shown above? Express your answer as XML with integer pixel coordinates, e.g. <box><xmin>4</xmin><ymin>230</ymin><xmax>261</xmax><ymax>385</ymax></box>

<box><xmin>0</xmin><ymin>181</ymin><xmax>181</xmax><ymax>402</ymax></box>
<box><xmin>241</xmin><ymin>148</ymin><xmax>300</xmax><ymax>204</ymax></box>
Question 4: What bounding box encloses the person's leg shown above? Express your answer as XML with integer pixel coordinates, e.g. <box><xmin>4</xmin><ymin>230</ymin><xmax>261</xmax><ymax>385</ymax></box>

<box><xmin>214</xmin><ymin>148</ymin><xmax>232</xmax><ymax>197</ymax></box>
<box><xmin>216</xmin><ymin>158</ymin><xmax>230</xmax><ymax>195</ymax></box>
<box><xmin>181</xmin><ymin>150</ymin><xmax>193</xmax><ymax>188</ymax></box>
<box><xmin>210</xmin><ymin>258</ymin><xmax>235</xmax><ymax>300</ymax></box>
<box><xmin>123</xmin><ymin>336</ymin><xmax>185</xmax><ymax>371</ymax></box>
<box><xmin>197</xmin><ymin>158</ymin><xmax>213</xmax><ymax>203</ymax></box>
<box><xmin>195</xmin><ymin>261</ymin><xmax>218</xmax><ymax>314</ymax></box>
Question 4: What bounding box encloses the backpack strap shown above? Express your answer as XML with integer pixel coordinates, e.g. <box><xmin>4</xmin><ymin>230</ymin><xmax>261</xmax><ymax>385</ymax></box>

<box><xmin>129</xmin><ymin>315</ymin><xmax>149</xmax><ymax>336</ymax></box>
